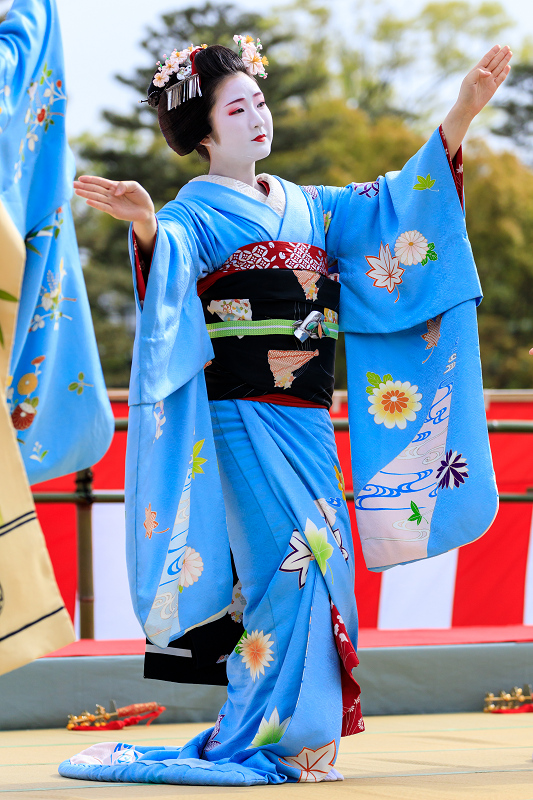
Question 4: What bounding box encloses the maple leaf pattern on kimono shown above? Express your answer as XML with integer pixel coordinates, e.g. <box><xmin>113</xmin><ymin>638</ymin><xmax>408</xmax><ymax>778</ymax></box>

<box><xmin>413</xmin><ymin>173</ymin><xmax>437</xmax><ymax>191</ymax></box>
<box><xmin>203</xmin><ymin>714</ymin><xmax>224</xmax><ymax>752</ymax></box>
<box><xmin>315</xmin><ymin>498</ymin><xmax>349</xmax><ymax>562</ymax></box>
<box><xmin>143</xmin><ymin>502</ymin><xmax>169</xmax><ymax>539</ymax></box>
<box><xmin>421</xmin><ymin>314</ymin><xmax>443</xmax><ymax>363</ymax></box>
<box><xmin>304</xmin><ymin>518</ymin><xmax>334</xmax><ymax>577</ymax></box>
<box><xmin>249</xmin><ymin>708</ymin><xmax>292</xmax><ymax>748</ymax></box>
<box><xmin>365</xmin><ymin>243</ymin><xmax>404</xmax><ymax>302</ymax></box>
<box><xmin>190</xmin><ymin>439</ymin><xmax>207</xmax><ymax>477</ymax></box>
<box><xmin>280</xmin><ymin>518</ymin><xmax>334</xmax><ymax>586</ymax></box>
<box><xmin>279</xmin><ymin>740</ymin><xmax>337</xmax><ymax>782</ymax></box>
<box><xmin>279</xmin><ymin>529</ymin><xmax>314</xmax><ymax>588</ymax></box>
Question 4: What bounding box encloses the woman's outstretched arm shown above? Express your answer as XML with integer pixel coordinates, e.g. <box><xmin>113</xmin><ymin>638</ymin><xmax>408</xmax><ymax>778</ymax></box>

<box><xmin>73</xmin><ymin>176</ymin><xmax>157</xmax><ymax>259</ymax></box>
<box><xmin>442</xmin><ymin>44</ymin><xmax>512</xmax><ymax>159</ymax></box>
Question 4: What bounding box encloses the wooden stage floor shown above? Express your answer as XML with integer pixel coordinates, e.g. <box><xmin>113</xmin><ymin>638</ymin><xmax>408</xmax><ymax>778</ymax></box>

<box><xmin>1</xmin><ymin>712</ymin><xmax>532</xmax><ymax>799</ymax></box>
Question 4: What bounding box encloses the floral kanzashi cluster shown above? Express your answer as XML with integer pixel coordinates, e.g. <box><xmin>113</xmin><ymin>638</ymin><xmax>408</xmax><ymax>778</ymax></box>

<box><xmin>153</xmin><ymin>44</ymin><xmax>208</xmax><ymax>88</ymax></box>
<box><xmin>153</xmin><ymin>35</ymin><xmax>268</xmax><ymax>90</ymax></box>
<box><xmin>233</xmin><ymin>34</ymin><xmax>268</xmax><ymax>78</ymax></box>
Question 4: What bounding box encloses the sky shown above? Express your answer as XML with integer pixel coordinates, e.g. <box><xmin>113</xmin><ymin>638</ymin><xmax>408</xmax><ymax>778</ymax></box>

<box><xmin>7</xmin><ymin>0</ymin><xmax>533</xmax><ymax>137</ymax></box>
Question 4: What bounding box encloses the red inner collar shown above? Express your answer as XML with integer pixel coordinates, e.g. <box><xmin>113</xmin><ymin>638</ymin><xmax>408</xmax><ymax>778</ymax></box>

<box><xmin>257</xmin><ymin>178</ymin><xmax>270</xmax><ymax>196</ymax></box>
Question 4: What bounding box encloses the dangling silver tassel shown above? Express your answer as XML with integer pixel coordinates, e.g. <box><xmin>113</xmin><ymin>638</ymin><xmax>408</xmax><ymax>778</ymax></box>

<box><xmin>166</xmin><ymin>73</ymin><xmax>202</xmax><ymax>111</ymax></box>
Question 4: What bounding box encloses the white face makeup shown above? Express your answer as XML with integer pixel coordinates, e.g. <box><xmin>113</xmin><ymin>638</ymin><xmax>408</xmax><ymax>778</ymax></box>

<box><xmin>201</xmin><ymin>71</ymin><xmax>273</xmax><ymax>168</ymax></box>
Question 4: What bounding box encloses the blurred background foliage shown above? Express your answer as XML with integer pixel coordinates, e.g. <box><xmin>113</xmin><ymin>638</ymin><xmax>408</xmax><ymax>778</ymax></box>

<box><xmin>72</xmin><ymin>0</ymin><xmax>533</xmax><ymax>389</ymax></box>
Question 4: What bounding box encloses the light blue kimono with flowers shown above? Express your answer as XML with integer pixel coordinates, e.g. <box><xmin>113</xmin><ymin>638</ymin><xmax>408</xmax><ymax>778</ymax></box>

<box><xmin>60</xmin><ymin>130</ymin><xmax>497</xmax><ymax>786</ymax></box>
<box><xmin>0</xmin><ymin>0</ymin><xmax>113</xmax><ymax>483</ymax></box>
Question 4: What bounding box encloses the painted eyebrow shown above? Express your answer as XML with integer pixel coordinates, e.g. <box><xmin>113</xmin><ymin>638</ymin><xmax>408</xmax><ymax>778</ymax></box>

<box><xmin>224</xmin><ymin>92</ymin><xmax>264</xmax><ymax>108</ymax></box>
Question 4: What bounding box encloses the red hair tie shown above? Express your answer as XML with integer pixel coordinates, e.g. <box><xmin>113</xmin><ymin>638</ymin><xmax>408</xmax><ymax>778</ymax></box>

<box><xmin>190</xmin><ymin>47</ymin><xmax>202</xmax><ymax>77</ymax></box>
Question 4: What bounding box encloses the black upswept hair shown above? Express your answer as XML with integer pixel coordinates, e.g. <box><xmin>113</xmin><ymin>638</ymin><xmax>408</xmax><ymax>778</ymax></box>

<box><xmin>149</xmin><ymin>45</ymin><xmax>252</xmax><ymax>159</ymax></box>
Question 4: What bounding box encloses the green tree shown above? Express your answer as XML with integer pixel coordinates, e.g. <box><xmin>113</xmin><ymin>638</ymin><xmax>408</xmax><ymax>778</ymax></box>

<box><xmin>463</xmin><ymin>140</ymin><xmax>533</xmax><ymax>387</ymax></box>
<box><xmin>492</xmin><ymin>62</ymin><xmax>533</xmax><ymax>160</ymax></box>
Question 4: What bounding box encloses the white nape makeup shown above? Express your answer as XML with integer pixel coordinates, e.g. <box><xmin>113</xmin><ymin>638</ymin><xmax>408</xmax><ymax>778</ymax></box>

<box><xmin>200</xmin><ymin>71</ymin><xmax>273</xmax><ymax>190</ymax></box>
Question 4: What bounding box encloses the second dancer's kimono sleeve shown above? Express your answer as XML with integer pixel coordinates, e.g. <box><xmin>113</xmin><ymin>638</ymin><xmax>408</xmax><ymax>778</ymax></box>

<box><xmin>314</xmin><ymin>129</ymin><xmax>497</xmax><ymax>570</ymax></box>
<box><xmin>1</xmin><ymin>0</ymin><xmax>114</xmax><ymax>484</ymax></box>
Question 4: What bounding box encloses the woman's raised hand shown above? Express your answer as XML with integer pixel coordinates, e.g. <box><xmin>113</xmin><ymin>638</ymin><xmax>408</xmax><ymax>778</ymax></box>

<box><xmin>73</xmin><ymin>176</ymin><xmax>155</xmax><ymax>223</ymax></box>
<box><xmin>456</xmin><ymin>45</ymin><xmax>513</xmax><ymax>119</ymax></box>
<box><xmin>442</xmin><ymin>45</ymin><xmax>512</xmax><ymax>160</ymax></box>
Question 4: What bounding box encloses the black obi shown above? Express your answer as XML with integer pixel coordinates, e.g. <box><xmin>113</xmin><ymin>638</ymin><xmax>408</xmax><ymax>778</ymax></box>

<box><xmin>199</xmin><ymin>269</ymin><xmax>340</xmax><ymax>409</ymax></box>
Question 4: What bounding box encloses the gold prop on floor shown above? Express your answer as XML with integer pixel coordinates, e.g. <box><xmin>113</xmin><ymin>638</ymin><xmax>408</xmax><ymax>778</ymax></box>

<box><xmin>484</xmin><ymin>684</ymin><xmax>533</xmax><ymax>712</ymax></box>
<box><xmin>67</xmin><ymin>700</ymin><xmax>165</xmax><ymax>730</ymax></box>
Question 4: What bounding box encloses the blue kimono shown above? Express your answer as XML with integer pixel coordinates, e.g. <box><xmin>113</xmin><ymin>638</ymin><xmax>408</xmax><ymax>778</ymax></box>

<box><xmin>60</xmin><ymin>130</ymin><xmax>497</xmax><ymax>786</ymax></box>
<box><xmin>1</xmin><ymin>0</ymin><xmax>113</xmax><ymax>484</ymax></box>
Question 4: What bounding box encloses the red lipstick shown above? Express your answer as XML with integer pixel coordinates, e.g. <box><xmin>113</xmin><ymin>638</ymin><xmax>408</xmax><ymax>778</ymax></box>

<box><xmin>253</xmin><ymin>134</ymin><xmax>266</xmax><ymax>142</ymax></box>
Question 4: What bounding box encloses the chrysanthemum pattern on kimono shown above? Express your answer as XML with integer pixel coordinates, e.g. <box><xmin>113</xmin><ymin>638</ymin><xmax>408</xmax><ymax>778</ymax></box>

<box><xmin>366</xmin><ymin>373</ymin><xmax>423</xmax><ymax>430</ymax></box>
<box><xmin>235</xmin><ymin>629</ymin><xmax>275</xmax><ymax>681</ymax></box>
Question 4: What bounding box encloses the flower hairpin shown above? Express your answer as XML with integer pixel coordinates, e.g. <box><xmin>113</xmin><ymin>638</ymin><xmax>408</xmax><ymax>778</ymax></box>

<box><xmin>153</xmin><ymin>44</ymin><xmax>208</xmax><ymax>89</ymax></box>
<box><xmin>233</xmin><ymin>35</ymin><xmax>269</xmax><ymax>79</ymax></box>
<box><xmin>148</xmin><ymin>35</ymin><xmax>269</xmax><ymax>110</ymax></box>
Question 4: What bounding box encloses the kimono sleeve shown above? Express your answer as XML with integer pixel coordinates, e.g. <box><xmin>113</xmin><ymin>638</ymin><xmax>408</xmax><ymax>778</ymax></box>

<box><xmin>0</xmin><ymin>0</ymin><xmax>50</xmax><ymax>131</ymax></box>
<box><xmin>128</xmin><ymin>205</ymin><xmax>214</xmax><ymax>406</ymax></box>
<box><xmin>125</xmin><ymin>204</ymin><xmax>231</xmax><ymax>647</ymax></box>
<box><xmin>318</xmin><ymin>129</ymin><xmax>497</xmax><ymax>572</ymax></box>
<box><xmin>1</xmin><ymin>0</ymin><xmax>114</xmax><ymax>483</ymax></box>
<box><xmin>317</xmin><ymin>128</ymin><xmax>480</xmax><ymax>333</ymax></box>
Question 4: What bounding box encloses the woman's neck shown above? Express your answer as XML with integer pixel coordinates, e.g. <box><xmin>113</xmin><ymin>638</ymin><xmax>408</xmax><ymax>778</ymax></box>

<box><xmin>208</xmin><ymin>159</ymin><xmax>265</xmax><ymax>194</ymax></box>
